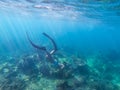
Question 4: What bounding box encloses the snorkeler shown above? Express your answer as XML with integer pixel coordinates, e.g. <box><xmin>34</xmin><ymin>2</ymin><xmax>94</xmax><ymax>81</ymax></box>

<box><xmin>26</xmin><ymin>32</ymin><xmax>64</xmax><ymax>69</ymax></box>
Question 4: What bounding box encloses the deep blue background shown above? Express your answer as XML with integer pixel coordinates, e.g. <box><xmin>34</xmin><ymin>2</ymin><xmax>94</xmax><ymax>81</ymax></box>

<box><xmin>0</xmin><ymin>0</ymin><xmax>120</xmax><ymax>56</ymax></box>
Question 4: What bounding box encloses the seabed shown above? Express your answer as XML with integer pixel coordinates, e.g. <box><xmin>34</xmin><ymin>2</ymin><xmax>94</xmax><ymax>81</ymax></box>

<box><xmin>0</xmin><ymin>50</ymin><xmax>120</xmax><ymax>90</ymax></box>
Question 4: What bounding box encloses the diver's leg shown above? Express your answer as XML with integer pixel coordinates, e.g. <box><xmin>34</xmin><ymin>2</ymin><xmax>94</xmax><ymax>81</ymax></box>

<box><xmin>43</xmin><ymin>32</ymin><xmax>57</xmax><ymax>54</ymax></box>
<box><xmin>26</xmin><ymin>32</ymin><xmax>47</xmax><ymax>51</ymax></box>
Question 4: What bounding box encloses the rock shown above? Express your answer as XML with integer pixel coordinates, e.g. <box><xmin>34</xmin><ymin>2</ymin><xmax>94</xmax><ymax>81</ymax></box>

<box><xmin>3</xmin><ymin>68</ymin><xmax>9</xmax><ymax>73</ymax></box>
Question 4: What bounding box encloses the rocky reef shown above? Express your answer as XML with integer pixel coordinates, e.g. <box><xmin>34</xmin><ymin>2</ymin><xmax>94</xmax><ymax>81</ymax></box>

<box><xmin>0</xmin><ymin>51</ymin><xmax>120</xmax><ymax>90</ymax></box>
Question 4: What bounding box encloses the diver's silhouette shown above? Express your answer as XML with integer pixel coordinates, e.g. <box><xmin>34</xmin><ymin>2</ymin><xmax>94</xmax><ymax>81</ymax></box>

<box><xmin>26</xmin><ymin>32</ymin><xmax>59</xmax><ymax>64</ymax></box>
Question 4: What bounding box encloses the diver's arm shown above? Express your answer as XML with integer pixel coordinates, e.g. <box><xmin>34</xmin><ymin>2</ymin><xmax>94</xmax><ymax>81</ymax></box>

<box><xmin>43</xmin><ymin>32</ymin><xmax>57</xmax><ymax>54</ymax></box>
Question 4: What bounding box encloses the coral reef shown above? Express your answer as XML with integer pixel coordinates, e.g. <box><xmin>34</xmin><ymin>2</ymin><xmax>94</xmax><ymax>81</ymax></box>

<box><xmin>0</xmin><ymin>51</ymin><xmax>120</xmax><ymax>90</ymax></box>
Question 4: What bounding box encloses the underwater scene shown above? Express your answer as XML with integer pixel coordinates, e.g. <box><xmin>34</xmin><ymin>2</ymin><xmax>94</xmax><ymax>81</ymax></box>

<box><xmin>0</xmin><ymin>0</ymin><xmax>120</xmax><ymax>90</ymax></box>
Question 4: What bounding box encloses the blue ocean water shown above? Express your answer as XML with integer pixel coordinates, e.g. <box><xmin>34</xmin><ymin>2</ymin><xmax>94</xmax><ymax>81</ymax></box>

<box><xmin>0</xmin><ymin>0</ymin><xmax>120</xmax><ymax>56</ymax></box>
<box><xmin>0</xmin><ymin>0</ymin><xmax>120</xmax><ymax>90</ymax></box>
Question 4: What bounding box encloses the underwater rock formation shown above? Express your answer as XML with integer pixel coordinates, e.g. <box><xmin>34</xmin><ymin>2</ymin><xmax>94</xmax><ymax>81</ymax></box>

<box><xmin>0</xmin><ymin>52</ymin><xmax>120</xmax><ymax>90</ymax></box>
<box><xmin>39</xmin><ymin>64</ymin><xmax>51</xmax><ymax>77</ymax></box>
<box><xmin>17</xmin><ymin>55</ymin><xmax>39</xmax><ymax>76</ymax></box>
<box><xmin>0</xmin><ymin>78</ymin><xmax>26</xmax><ymax>90</ymax></box>
<box><xmin>56</xmin><ymin>81</ymin><xmax>74</xmax><ymax>90</ymax></box>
